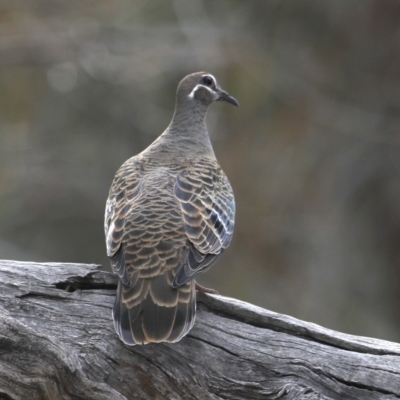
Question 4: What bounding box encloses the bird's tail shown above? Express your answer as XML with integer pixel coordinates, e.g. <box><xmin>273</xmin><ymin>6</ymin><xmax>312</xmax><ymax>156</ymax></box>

<box><xmin>113</xmin><ymin>271</ymin><xmax>196</xmax><ymax>345</ymax></box>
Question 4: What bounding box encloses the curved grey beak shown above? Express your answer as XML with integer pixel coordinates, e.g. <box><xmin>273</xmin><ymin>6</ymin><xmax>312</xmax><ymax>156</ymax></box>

<box><xmin>217</xmin><ymin>90</ymin><xmax>239</xmax><ymax>107</ymax></box>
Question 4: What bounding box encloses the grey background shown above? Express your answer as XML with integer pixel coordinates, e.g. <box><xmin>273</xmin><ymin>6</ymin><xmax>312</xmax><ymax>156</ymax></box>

<box><xmin>1</xmin><ymin>0</ymin><xmax>400</xmax><ymax>341</ymax></box>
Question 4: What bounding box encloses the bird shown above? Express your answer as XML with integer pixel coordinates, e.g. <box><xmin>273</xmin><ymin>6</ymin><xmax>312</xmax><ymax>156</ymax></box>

<box><xmin>104</xmin><ymin>72</ymin><xmax>238</xmax><ymax>345</ymax></box>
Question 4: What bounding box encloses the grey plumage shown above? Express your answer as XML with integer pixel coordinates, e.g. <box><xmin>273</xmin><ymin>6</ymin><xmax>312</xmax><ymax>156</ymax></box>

<box><xmin>105</xmin><ymin>72</ymin><xmax>237</xmax><ymax>345</ymax></box>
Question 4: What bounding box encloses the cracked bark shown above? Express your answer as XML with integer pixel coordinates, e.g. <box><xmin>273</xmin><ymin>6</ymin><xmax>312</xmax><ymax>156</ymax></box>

<box><xmin>0</xmin><ymin>260</ymin><xmax>399</xmax><ymax>400</ymax></box>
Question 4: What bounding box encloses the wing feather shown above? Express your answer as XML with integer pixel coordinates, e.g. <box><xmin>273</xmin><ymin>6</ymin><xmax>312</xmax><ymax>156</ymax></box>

<box><xmin>105</xmin><ymin>161</ymin><xmax>144</xmax><ymax>283</ymax></box>
<box><xmin>173</xmin><ymin>168</ymin><xmax>235</xmax><ymax>286</ymax></box>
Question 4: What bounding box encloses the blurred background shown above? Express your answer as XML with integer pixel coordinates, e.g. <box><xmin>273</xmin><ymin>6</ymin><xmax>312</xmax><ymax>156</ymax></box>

<box><xmin>1</xmin><ymin>0</ymin><xmax>400</xmax><ymax>342</ymax></box>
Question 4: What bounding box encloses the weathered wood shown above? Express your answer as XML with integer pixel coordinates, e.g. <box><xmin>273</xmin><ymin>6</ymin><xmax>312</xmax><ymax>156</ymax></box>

<box><xmin>0</xmin><ymin>260</ymin><xmax>399</xmax><ymax>400</ymax></box>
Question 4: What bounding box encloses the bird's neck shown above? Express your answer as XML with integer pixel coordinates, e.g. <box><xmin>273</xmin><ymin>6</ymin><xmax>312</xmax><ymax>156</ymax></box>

<box><xmin>151</xmin><ymin>102</ymin><xmax>215</xmax><ymax>157</ymax></box>
<box><xmin>170</xmin><ymin>99</ymin><xmax>208</xmax><ymax>127</ymax></box>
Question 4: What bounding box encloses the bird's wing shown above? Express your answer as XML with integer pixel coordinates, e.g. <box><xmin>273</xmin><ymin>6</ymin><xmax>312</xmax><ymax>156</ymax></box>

<box><xmin>173</xmin><ymin>165</ymin><xmax>235</xmax><ymax>286</ymax></box>
<box><xmin>105</xmin><ymin>160</ymin><xmax>143</xmax><ymax>285</ymax></box>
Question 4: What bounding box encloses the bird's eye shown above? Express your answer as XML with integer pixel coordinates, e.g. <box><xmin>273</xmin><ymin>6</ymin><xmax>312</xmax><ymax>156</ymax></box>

<box><xmin>202</xmin><ymin>76</ymin><xmax>214</xmax><ymax>86</ymax></box>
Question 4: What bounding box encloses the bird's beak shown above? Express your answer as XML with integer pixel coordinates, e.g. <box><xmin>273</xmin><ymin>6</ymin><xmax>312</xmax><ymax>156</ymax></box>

<box><xmin>217</xmin><ymin>90</ymin><xmax>239</xmax><ymax>107</ymax></box>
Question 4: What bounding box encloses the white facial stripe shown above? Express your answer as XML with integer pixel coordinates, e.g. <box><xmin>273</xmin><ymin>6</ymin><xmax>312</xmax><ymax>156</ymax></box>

<box><xmin>188</xmin><ymin>84</ymin><xmax>215</xmax><ymax>99</ymax></box>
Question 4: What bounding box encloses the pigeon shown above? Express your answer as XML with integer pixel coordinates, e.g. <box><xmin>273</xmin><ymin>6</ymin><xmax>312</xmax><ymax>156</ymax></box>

<box><xmin>105</xmin><ymin>72</ymin><xmax>238</xmax><ymax>345</ymax></box>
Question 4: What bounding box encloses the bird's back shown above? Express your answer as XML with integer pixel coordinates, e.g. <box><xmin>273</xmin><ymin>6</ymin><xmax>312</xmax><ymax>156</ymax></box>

<box><xmin>106</xmin><ymin>156</ymin><xmax>193</xmax><ymax>344</ymax></box>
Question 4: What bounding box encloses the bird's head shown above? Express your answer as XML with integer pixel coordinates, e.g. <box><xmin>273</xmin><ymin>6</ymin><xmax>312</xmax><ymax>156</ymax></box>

<box><xmin>176</xmin><ymin>72</ymin><xmax>239</xmax><ymax>108</ymax></box>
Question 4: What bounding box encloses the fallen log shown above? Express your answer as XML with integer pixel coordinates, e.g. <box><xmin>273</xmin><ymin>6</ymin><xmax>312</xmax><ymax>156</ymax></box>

<box><xmin>0</xmin><ymin>260</ymin><xmax>399</xmax><ymax>399</ymax></box>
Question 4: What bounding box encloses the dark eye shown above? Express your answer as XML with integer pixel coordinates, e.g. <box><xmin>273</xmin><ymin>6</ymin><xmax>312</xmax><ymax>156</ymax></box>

<box><xmin>202</xmin><ymin>76</ymin><xmax>214</xmax><ymax>86</ymax></box>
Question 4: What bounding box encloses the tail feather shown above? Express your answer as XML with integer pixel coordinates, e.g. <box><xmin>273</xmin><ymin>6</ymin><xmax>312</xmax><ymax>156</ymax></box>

<box><xmin>113</xmin><ymin>283</ymin><xmax>137</xmax><ymax>345</ymax></box>
<box><xmin>164</xmin><ymin>281</ymin><xmax>196</xmax><ymax>343</ymax></box>
<box><xmin>113</xmin><ymin>274</ymin><xmax>196</xmax><ymax>345</ymax></box>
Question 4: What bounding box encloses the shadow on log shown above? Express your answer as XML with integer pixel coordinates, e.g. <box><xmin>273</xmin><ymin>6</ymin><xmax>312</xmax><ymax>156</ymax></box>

<box><xmin>0</xmin><ymin>260</ymin><xmax>399</xmax><ymax>400</ymax></box>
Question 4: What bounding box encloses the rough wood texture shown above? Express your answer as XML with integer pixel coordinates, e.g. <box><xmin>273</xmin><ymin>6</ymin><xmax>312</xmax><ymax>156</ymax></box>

<box><xmin>0</xmin><ymin>260</ymin><xmax>399</xmax><ymax>400</ymax></box>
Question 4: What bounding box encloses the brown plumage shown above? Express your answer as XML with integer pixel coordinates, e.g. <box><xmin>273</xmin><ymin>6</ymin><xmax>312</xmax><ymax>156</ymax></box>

<box><xmin>105</xmin><ymin>72</ymin><xmax>238</xmax><ymax>345</ymax></box>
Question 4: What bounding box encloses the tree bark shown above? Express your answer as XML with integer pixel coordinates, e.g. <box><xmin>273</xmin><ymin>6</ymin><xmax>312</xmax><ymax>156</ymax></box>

<box><xmin>0</xmin><ymin>260</ymin><xmax>399</xmax><ymax>400</ymax></box>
